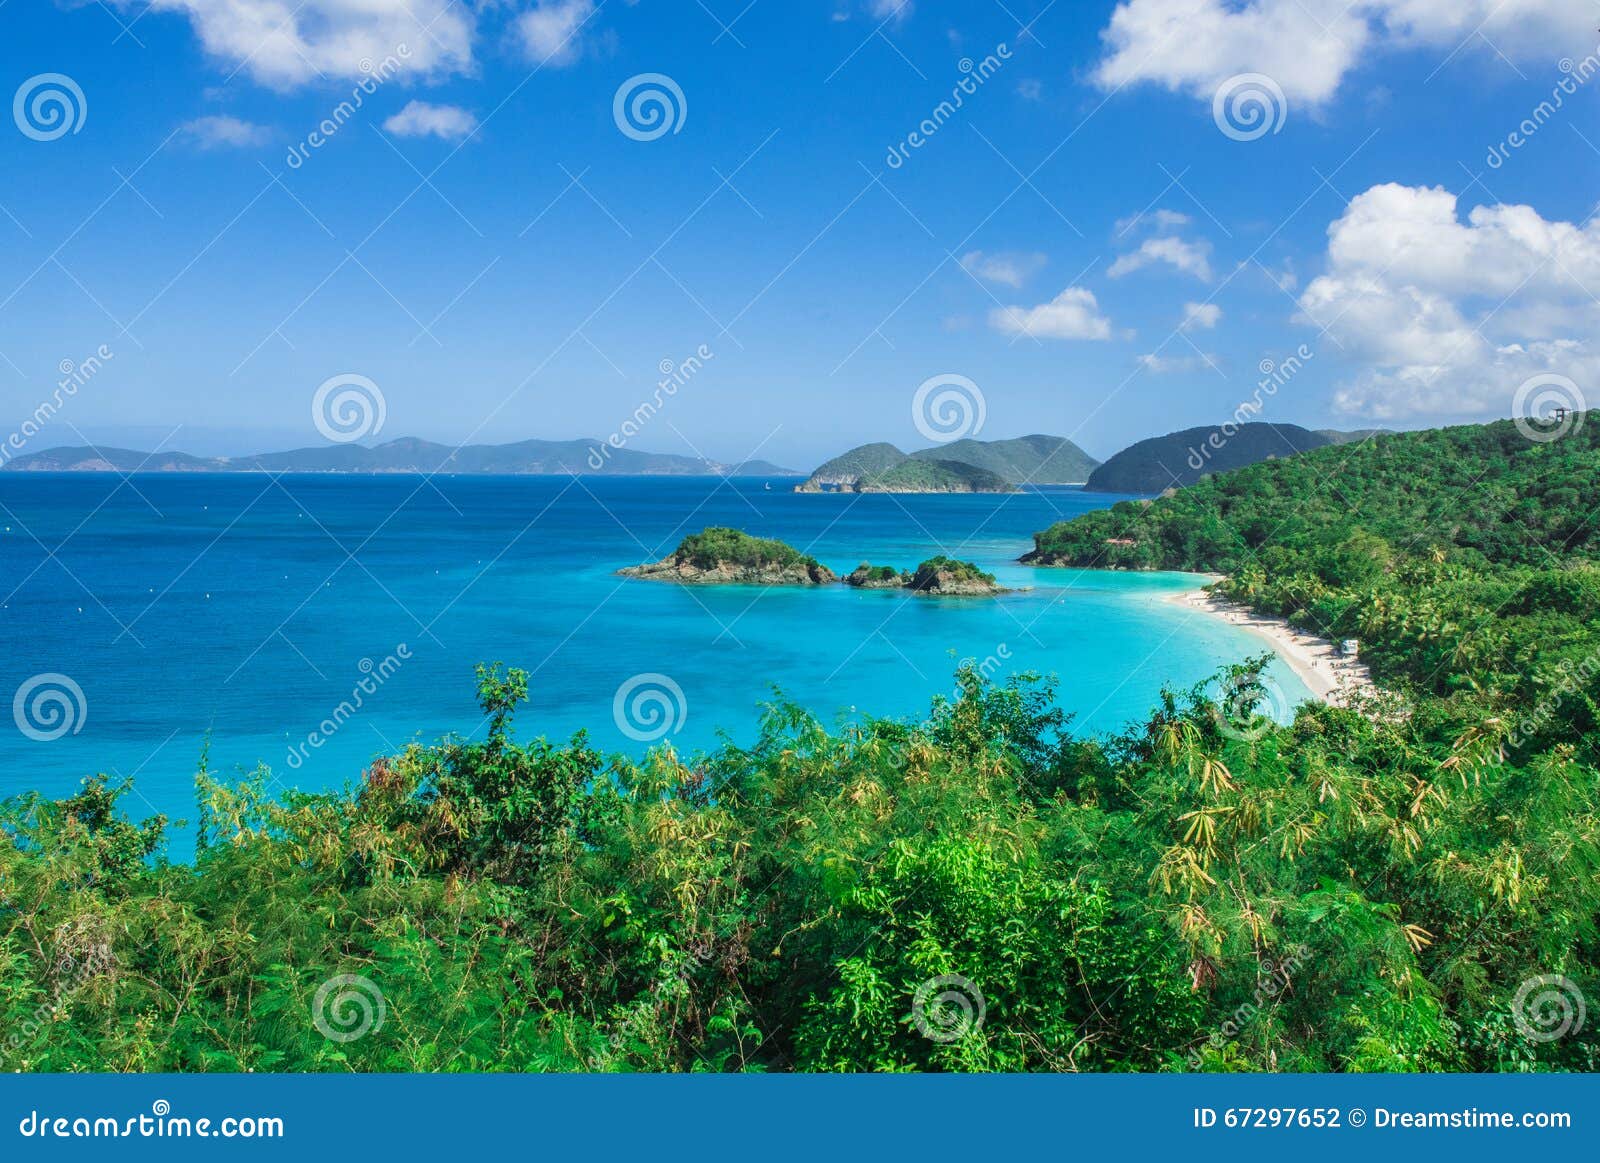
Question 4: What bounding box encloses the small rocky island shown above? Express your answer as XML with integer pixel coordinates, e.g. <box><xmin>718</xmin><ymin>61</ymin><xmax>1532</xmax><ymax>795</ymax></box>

<box><xmin>619</xmin><ymin>530</ymin><xmax>1010</xmax><ymax>595</ymax></box>
<box><xmin>619</xmin><ymin>527</ymin><xmax>837</xmax><ymax>586</ymax></box>
<box><xmin>845</xmin><ymin>556</ymin><xmax>1010</xmax><ymax>596</ymax></box>
<box><xmin>844</xmin><ymin>563</ymin><xmax>909</xmax><ymax>589</ymax></box>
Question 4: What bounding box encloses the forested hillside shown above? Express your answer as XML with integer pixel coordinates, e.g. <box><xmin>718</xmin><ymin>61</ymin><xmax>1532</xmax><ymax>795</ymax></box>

<box><xmin>1084</xmin><ymin>422</ymin><xmax>1330</xmax><ymax>492</ymax></box>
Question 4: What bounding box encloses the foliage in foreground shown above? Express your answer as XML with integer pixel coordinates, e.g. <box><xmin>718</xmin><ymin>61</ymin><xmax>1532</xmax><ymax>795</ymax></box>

<box><xmin>2</xmin><ymin>655</ymin><xmax>1596</xmax><ymax>1073</ymax></box>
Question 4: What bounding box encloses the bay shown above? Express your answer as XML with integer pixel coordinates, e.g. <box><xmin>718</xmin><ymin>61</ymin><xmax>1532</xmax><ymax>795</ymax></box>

<box><xmin>0</xmin><ymin>473</ymin><xmax>1310</xmax><ymax>821</ymax></box>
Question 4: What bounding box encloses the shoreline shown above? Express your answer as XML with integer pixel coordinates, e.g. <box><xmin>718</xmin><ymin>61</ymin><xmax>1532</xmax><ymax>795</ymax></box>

<box><xmin>1165</xmin><ymin>586</ymin><xmax>1375</xmax><ymax>707</ymax></box>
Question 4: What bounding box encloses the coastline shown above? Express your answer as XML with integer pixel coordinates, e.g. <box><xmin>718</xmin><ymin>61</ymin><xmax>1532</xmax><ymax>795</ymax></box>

<box><xmin>1165</xmin><ymin>585</ymin><xmax>1375</xmax><ymax>707</ymax></box>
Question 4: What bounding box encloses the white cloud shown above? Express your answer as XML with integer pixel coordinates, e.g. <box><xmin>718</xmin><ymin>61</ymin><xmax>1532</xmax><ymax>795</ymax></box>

<box><xmin>1181</xmin><ymin>301</ymin><xmax>1222</xmax><ymax>330</ymax></box>
<box><xmin>1300</xmin><ymin>183</ymin><xmax>1600</xmax><ymax>418</ymax></box>
<box><xmin>1262</xmin><ymin>259</ymin><xmax>1298</xmax><ymax>292</ymax></box>
<box><xmin>1137</xmin><ymin>351</ymin><xmax>1218</xmax><ymax>374</ymax></box>
<box><xmin>868</xmin><ymin>0</ymin><xmax>913</xmax><ymax>22</ymax></box>
<box><xmin>1109</xmin><ymin>235</ymin><xmax>1213</xmax><ymax>281</ymax></box>
<box><xmin>959</xmin><ymin>249</ymin><xmax>1047</xmax><ymax>288</ymax></box>
<box><xmin>1016</xmin><ymin>79</ymin><xmax>1043</xmax><ymax>101</ymax></box>
<box><xmin>178</xmin><ymin>114</ymin><xmax>270</xmax><ymax>148</ymax></box>
<box><xmin>514</xmin><ymin>0</ymin><xmax>597</xmax><ymax>65</ymax></box>
<box><xmin>1093</xmin><ymin>0</ymin><xmax>1592</xmax><ymax>109</ymax></box>
<box><xmin>989</xmin><ymin>287</ymin><xmax>1113</xmax><ymax>341</ymax></box>
<box><xmin>138</xmin><ymin>0</ymin><xmax>473</xmax><ymax>89</ymax></box>
<box><xmin>1115</xmin><ymin>208</ymin><xmax>1190</xmax><ymax>235</ymax></box>
<box><xmin>383</xmin><ymin>100</ymin><xmax>477</xmax><ymax>140</ymax></box>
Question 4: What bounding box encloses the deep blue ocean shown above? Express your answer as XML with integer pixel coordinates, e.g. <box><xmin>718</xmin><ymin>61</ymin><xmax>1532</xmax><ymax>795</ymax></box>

<box><xmin>0</xmin><ymin>474</ymin><xmax>1309</xmax><ymax>823</ymax></box>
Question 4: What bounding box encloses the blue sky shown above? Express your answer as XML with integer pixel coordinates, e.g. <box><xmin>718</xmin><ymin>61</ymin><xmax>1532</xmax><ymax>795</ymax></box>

<box><xmin>1</xmin><ymin>0</ymin><xmax>1596</xmax><ymax>468</ymax></box>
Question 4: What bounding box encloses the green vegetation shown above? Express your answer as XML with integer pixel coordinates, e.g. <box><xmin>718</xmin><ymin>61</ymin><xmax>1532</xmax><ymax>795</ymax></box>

<box><xmin>844</xmin><ymin>563</ymin><xmax>905</xmax><ymax>587</ymax></box>
<box><xmin>799</xmin><ymin>441</ymin><xmax>908</xmax><ymax>484</ymax></box>
<box><xmin>1084</xmin><ymin>422</ymin><xmax>1330</xmax><ymax>493</ymax></box>
<box><xmin>909</xmin><ymin>434</ymin><xmax>1099</xmax><ymax>484</ymax></box>
<box><xmin>910</xmin><ymin>555</ymin><xmax>998</xmax><ymax>585</ymax></box>
<box><xmin>671</xmin><ymin>527</ymin><xmax>820</xmax><ymax>570</ymax></box>
<box><xmin>857</xmin><ymin>564</ymin><xmax>901</xmax><ymax>581</ymax></box>
<box><xmin>858</xmin><ymin>459</ymin><xmax>1014</xmax><ymax>494</ymax></box>
<box><xmin>5</xmin><ymin>418</ymin><xmax>1599</xmax><ymax>1073</ymax></box>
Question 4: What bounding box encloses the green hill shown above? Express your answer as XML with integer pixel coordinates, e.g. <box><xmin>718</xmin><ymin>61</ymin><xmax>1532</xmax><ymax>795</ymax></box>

<box><xmin>793</xmin><ymin>442</ymin><xmax>909</xmax><ymax>491</ymax></box>
<box><xmin>908</xmin><ymin>434</ymin><xmax>1098</xmax><ymax>484</ymax></box>
<box><xmin>857</xmin><ymin>458</ymin><xmax>1014</xmax><ymax>494</ymax></box>
<box><xmin>1084</xmin><ymin>422</ymin><xmax>1330</xmax><ymax>493</ymax></box>
<box><xmin>1027</xmin><ymin>416</ymin><xmax>1600</xmax><ymax>574</ymax></box>
<box><xmin>797</xmin><ymin>434</ymin><xmax>1096</xmax><ymax>492</ymax></box>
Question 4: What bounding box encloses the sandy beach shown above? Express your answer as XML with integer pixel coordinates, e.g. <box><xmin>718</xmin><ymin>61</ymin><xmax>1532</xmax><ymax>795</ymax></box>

<box><xmin>1166</xmin><ymin>586</ymin><xmax>1376</xmax><ymax>707</ymax></box>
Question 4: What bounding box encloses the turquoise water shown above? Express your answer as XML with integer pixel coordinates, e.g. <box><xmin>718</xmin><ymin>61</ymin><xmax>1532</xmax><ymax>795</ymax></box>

<box><xmin>0</xmin><ymin>474</ymin><xmax>1310</xmax><ymax>821</ymax></box>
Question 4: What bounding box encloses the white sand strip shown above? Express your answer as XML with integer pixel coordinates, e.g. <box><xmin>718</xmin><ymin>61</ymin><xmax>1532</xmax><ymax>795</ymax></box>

<box><xmin>1166</xmin><ymin>587</ymin><xmax>1376</xmax><ymax>707</ymax></box>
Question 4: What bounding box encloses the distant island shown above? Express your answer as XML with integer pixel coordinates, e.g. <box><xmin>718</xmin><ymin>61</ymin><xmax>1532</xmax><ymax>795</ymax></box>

<box><xmin>0</xmin><ymin>437</ymin><xmax>798</xmax><ymax>477</ymax></box>
<box><xmin>796</xmin><ymin>434</ymin><xmax>1097</xmax><ymax>493</ymax></box>
<box><xmin>620</xmin><ymin>528</ymin><xmax>1008</xmax><ymax>595</ymax></box>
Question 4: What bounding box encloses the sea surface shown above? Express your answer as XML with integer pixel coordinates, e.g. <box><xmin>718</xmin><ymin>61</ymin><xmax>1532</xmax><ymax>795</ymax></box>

<box><xmin>0</xmin><ymin>474</ymin><xmax>1311</xmax><ymax>823</ymax></box>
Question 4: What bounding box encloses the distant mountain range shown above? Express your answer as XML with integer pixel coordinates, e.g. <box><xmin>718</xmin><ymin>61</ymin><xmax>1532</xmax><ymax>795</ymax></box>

<box><xmin>0</xmin><ymin>438</ymin><xmax>798</xmax><ymax>477</ymax></box>
<box><xmin>1085</xmin><ymin>423</ymin><xmax>1342</xmax><ymax>493</ymax></box>
<box><xmin>2</xmin><ymin>426</ymin><xmax>1390</xmax><ymax>495</ymax></box>
<box><xmin>796</xmin><ymin>435</ymin><xmax>1099</xmax><ymax>493</ymax></box>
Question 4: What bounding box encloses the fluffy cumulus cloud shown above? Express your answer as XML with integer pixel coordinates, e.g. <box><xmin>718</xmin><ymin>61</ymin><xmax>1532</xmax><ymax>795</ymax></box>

<box><xmin>138</xmin><ymin>0</ymin><xmax>473</xmax><ymax>88</ymax></box>
<box><xmin>989</xmin><ymin>287</ymin><xmax>1113</xmax><ymax>340</ymax></box>
<box><xmin>1109</xmin><ymin>235</ymin><xmax>1213</xmax><ymax>282</ymax></box>
<box><xmin>1181</xmin><ymin>301</ymin><xmax>1222</xmax><ymax>330</ymax></box>
<box><xmin>177</xmin><ymin>114</ymin><xmax>271</xmax><ymax>148</ymax></box>
<box><xmin>1300</xmin><ymin>183</ymin><xmax>1600</xmax><ymax>418</ymax></box>
<box><xmin>959</xmin><ymin>250</ymin><xmax>1047</xmax><ymax>289</ymax></box>
<box><xmin>1093</xmin><ymin>0</ymin><xmax>1592</xmax><ymax>108</ymax></box>
<box><xmin>514</xmin><ymin>0</ymin><xmax>598</xmax><ymax>65</ymax></box>
<box><xmin>383</xmin><ymin>100</ymin><xmax>478</xmax><ymax>140</ymax></box>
